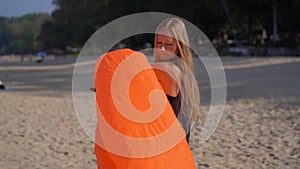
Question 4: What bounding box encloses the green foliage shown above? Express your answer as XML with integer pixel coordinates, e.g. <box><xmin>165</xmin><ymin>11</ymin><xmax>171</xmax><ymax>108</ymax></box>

<box><xmin>0</xmin><ymin>13</ymin><xmax>50</xmax><ymax>55</ymax></box>
<box><xmin>39</xmin><ymin>0</ymin><xmax>229</xmax><ymax>50</ymax></box>
<box><xmin>39</xmin><ymin>0</ymin><xmax>299</xmax><ymax>51</ymax></box>
<box><xmin>1</xmin><ymin>0</ymin><xmax>299</xmax><ymax>54</ymax></box>
<box><xmin>224</xmin><ymin>0</ymin><xmax>300</xmax><ymax>47</ymax></box>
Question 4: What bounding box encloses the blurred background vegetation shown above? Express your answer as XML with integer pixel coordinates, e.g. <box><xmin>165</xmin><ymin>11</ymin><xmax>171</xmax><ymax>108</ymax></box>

<box><xmin>0</xmin><ymin>0</ymin><xmax>299</xmax><ymax>56</ymax></box>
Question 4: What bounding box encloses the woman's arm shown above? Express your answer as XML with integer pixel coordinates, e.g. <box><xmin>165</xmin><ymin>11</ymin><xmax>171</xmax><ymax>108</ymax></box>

<box><xmin>152</xmin><ymin>62</ymin><xmax>181</xmax><ymax>97</ymax></box>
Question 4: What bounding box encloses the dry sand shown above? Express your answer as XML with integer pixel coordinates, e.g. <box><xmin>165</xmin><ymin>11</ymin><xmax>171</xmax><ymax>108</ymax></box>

<box><xmin>0</xmin><ymin>55</ymin><xmax>299</xmax><ymax>168</ymax></box>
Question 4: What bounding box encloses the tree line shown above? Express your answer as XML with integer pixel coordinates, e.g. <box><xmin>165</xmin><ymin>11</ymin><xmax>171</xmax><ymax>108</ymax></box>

<box><xmin>0</xmin><ymin>0</ymin><xmax>299</xmax><ymax>55</ymax></box>
<box><xmin>0</xmin><ymin>13</ymin><xmax>50</xmax><ymax>55</ymax></box>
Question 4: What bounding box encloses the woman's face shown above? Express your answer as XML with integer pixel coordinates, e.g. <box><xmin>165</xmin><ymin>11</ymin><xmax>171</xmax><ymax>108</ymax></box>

<box><xmin>156</xmin><ymin>27</ymin><xmax>179</xmax><ymax>61</ymax></box>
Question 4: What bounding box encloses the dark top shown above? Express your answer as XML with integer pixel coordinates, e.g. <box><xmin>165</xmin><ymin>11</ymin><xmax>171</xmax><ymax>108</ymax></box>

<box><xmin>0</xmin><ymin>84</ymin><xmax>5</xmax><ymax>90</ymax></box>
<box><xmin>167</xmin><ymin>92</ymin><xmax>190</xmax><ymax>144</ymax></box>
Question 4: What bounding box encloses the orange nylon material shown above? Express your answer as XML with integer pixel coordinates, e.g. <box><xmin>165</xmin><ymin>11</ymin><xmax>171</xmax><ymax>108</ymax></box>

<box><xmin>94</xmin><ymin>48</ymin><xmax>195</xmax><ymax>169</ymax></box>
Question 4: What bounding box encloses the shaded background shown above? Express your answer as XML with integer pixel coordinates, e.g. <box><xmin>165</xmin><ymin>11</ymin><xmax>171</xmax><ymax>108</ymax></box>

<box><xmin>0</xmin><ymin>1</ymin><xmax>299</xmax><ymax>169</ymax></box>
<box><xmin>0</xmin><ymin>0</ymin><xmax>299</xmax><ymax>56</ymax></box>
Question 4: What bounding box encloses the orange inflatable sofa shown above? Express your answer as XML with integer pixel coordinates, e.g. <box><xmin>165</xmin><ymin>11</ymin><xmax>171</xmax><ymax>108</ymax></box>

<box><xmin>94</xmin><ymin>48</ymin><xmax>195</xmax><ymax>169</ymax></box>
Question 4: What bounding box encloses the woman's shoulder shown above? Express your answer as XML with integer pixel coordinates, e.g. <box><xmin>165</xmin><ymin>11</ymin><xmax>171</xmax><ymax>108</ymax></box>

<box><xmin>151</xmin><ymin>61</ymin><xmax>181</xmax><ymax>79</ymax></box>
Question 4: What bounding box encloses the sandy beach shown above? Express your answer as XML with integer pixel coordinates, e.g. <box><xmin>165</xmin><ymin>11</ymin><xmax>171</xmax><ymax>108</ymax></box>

<box><xmin>0</xmin><ymin>55</ymin><xmax>299</xmax><ymax>168</ymax></box>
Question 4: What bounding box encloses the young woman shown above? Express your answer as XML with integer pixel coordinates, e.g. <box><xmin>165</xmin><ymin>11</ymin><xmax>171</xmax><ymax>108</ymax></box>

<box><xmin>152</xmin><ymin>18</ymin><xmax>200</xmax><ymax>143</ymax></box>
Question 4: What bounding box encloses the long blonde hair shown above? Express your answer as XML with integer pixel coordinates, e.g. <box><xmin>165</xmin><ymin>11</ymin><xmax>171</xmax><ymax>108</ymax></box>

<box><xmin>154</xmin><ymin>18</ymin><xmax>200</xmax><ymax>130</ymax></box>
<box><xmin>154</xmin><ymin>18</ymin><xmax>194</xmax><ymax>71</ymax></box>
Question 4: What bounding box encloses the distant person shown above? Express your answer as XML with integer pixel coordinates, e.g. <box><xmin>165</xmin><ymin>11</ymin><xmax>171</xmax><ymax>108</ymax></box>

<box><xmin>0</xmin><ymin>80</ymin><xmax>5</xmax><ymax>90</ymax></box>
<box><xmin>20</xmin><ymin>54</ymin><xmax>25</xmax><ymax>62</ymax></box>
<box><xmin>37</xmin><ymin>52</ymin><xmax>46</xmax><ymax>63</ymax></box>
<box><xmin>152</xmin><ymin>18</ymin><xmax>200</xmax><ymax>143</ymax></box>
<box><xmin>28</xmin><ymin>53</ymin><xmax>32</xmax><ymax>62</ymax></box>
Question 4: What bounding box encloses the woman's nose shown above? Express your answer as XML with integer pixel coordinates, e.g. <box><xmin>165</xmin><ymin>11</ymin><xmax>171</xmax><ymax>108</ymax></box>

<box><xmin>161</xmin><ymin>45</ymin><xmax>166</xmax><ymax>51</ymax></box>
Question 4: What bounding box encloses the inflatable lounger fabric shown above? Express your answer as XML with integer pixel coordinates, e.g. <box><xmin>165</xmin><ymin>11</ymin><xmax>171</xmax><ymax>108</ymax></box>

<box><xmin>94</xmin><ymin>48</ymin><xmax>195</xmax><ymax>169</ymax></box>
